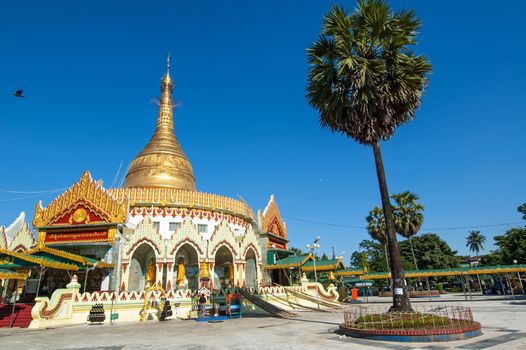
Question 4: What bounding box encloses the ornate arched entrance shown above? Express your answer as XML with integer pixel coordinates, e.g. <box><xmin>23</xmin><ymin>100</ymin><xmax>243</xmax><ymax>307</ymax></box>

<box><xmin>214</xmin><ymin>245</ymin><xmax>234</xmax><ymax>289</ymax></box>
<box><xmin>245</xmin><ymin>249</ymin><xmax>257</xmax><ymax>288</ymax></box>
<box><xmin>174</xmin><ymin>243</ymin><xmax>199</xmax><ymax>290</ymax></box>
<box><xmin>128</xmin><ymin>243</ymin><xmax>156</xmax><ymax>291</ymax></box>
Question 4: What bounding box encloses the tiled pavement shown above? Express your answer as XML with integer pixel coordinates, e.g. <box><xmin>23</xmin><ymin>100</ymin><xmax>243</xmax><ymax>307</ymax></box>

<box><xmin>0</xmin><ymin>294</ymin><xmax>524</xmax><ymax>349</ymax></box>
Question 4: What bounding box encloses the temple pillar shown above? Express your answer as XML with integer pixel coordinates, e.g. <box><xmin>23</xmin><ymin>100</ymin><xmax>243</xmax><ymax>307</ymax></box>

<box><xmin>108</xmin><ymin>243</ymin><xmax>119</xmax><ymax>291</ymax></box>
<box><xmin>208</xmin><ymin>262</ymin><xmax>214</xmax><ymax>290</ymax></box>
<box><xmin>257</xmin><ymin>263</ymin><xmax>264</xmax><ymax>287</ymax></box>
<box><xmin>120</xmin><ymin>260</ymin><xmax>130</xmax><ymax>291</ymax></box>
<box><xmin>156</xmin><ymin>262</ymin><xmax>163</xmax><ymax>287</ymax></box>
<box><xmin>165</xmin><ymin>260</ymin><xmax>174</xmax><ymax>290</ymax></box>
<box><xmin>235</xmin><ymin>262</ymin><xmax>245</xmax><ymax>288</ymax></box>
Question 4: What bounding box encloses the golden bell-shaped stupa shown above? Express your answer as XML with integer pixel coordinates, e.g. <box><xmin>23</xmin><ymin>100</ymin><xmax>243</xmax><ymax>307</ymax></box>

<box><xmin>123</xmin><ymin>53</ymin><xmax>197</xmax><ymax>191</ymax></box>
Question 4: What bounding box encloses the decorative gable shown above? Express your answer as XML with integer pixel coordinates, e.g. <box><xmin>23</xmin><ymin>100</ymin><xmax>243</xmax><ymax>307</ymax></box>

<box><xmin>33</xmin><ymin>171</ymin><xmax>127</xmax><ymax>227</ymax></box>
<box><xmin>0</xmin><ymin>227</ymin><xmax>6</xmax><ymax>249</ymax></box>
<box><xmin>9</xmin><ymin>221</ymin><xmax>35</xmax><ymax>252</ymax></box>
<box><xmin>125</xmin><ymin>216</ymin><xmax>165</xmax><ymax>258</ymax></box>
<box><xmin>261</xmin><ymin>195</ymin><xmax>287</xmax><ymax>239</ymax></box>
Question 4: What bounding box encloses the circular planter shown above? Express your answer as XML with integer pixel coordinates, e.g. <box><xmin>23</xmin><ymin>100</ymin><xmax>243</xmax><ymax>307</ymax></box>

<box><xmin>339</xmin><ymin>322</ymin><xmax>482</xmax><ymax>342</ymax></box>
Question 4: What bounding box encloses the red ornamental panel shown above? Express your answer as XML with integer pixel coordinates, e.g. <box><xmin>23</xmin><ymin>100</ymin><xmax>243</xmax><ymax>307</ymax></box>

<box><xmin>44</xmin><ymin>230</ymin><xmax>109</xmax><ymax>244</ymax></box>
<box><xmin>53</xmin><ymin>205</ymin><xmax>105</xmax><ymax>225</ymax></box>
<box><xmin>268</xmin><ymin>239</ymin><xmax>287</xmax><ymax>250</ymax></box>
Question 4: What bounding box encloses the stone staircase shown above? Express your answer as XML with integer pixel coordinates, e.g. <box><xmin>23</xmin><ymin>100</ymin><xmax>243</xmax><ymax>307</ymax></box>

<box><xmin>0</xmin><ymin>303</ymin><xmax>34</xmax><ymax>328</ymax></box>
<box><xmin>237</xmin><ymin>288</ymin><xmax>299</xmax><ymax>318</ymax></box>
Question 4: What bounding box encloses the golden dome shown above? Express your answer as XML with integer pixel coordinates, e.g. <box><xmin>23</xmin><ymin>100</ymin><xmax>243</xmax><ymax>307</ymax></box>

<box><xmin>123</xmin><ymin>54</ymin><xmax>197</xmax><ymax>191</ymax></box>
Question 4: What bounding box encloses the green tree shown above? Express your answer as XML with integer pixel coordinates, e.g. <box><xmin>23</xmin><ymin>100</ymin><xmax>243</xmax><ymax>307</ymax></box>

<box><xmin>289</xmin><ymin>247</ymin><xmax>305</xmax><ymax>256</ymax></box>
<box><xmin>357</xmin><ymin>252</ymin><xmax>369</xmax><ymax>272</ymax></box>
<box><xmin>494</xmin><ymin>227</ymin><xmax>526</xmax><ymax>264</ymax></box>
<box><xmin>307</xmin><ymin>0</ymin><xmax>431</xmax><ymax>311</ymax></box>
<box><xmin>466</xmin><ymin>230</ymin><xmax>486</xmax><ymax>256</ymax></box>
<box><xmin>481</xmin><ymin>251</ymin><xmax>502</xmax><ymax>265</ymax></box>
<box><xmin>399</xmin><ymin>233</ymin><xmax>459</xmax><ymax>270</ymax></box>
<box><xmin>518</xmin><ymin>202</ymin><xmax>526</xmax><ymax>221</ymax></box>
<box><xmin>391</xmin><ymin>191</ymin><xmax>424</xmax><ymax>270</ymax></box>
<box><xmin>351</xmin><ymin>240</ymin><xmax>388</xmax><ymax>273</ymax></box>
<box><xmin>366</xmin><ymin>206</ymin><xmax>390</xmax><ymax>272</ymax></box>
<box><xmin>321</xmin><ymin>253</ymin><xmax>329</xmax><ymax>261</ymax></box>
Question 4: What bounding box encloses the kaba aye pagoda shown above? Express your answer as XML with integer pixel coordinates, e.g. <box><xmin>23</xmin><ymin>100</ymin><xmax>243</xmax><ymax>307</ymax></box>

<box><xmin>29</xmin><ymin>55</ymin><xmax>287</xmax><ymax>294</ymax></box>
<box><xmin>0</xmin><ymin>56</ymin><xmax>343</xmax><ymax>328</ymax></box>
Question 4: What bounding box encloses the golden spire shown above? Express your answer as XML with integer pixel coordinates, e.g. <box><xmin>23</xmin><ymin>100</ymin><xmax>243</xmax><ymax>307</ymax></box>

<box><xmin>123</xmin><ymin>53</ymin><xmax>197</xmax><ymax>191</ymax></box>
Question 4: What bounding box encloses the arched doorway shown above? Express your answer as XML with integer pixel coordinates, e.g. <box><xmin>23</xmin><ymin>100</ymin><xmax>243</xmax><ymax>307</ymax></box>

<box><xmin>174</xmin><ymin>243</ymin><xmax>199</xmax><ymax>290</ymax></box>
<box><xmin>245</xmin><ymin>249</ymin><xmax>257</xmax><ymax>288</ymax></box>
<box><xmin>128</xmin><ymin>243</ymin><xmax>156</xmax><ymax>291</ymax></box>
<box><xmin>214</xmin><ymin>245</ymin><xmax>234</xmax><ymax>289</ymax></box>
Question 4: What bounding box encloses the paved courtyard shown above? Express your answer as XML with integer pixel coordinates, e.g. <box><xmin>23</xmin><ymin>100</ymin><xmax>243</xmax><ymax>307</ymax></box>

<box><xmin>1</xmin><ymin>295</ymin><xmax>525</xmax><ymax>350</ymax></box>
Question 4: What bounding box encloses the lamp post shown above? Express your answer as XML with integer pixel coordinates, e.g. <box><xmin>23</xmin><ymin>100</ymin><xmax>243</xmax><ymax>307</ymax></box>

<box><xmin>306</xmin><ymin>236</ymin><xmax>321</xmax><ymax>310</ymax></box>
<box><xmin>513</xmin><ymin>260</ymin><xmax>524</xmax><ymax>296</ymax></box>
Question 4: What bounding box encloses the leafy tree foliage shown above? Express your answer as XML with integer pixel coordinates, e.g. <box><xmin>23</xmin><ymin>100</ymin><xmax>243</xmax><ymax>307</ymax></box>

<box><xmin>494</xmin><ymin>227</ymin><xmax>526</xmax><ymax>264</ymax></box>
<box><xmin>518</xmin><ymin>202</ymin><xmax>526</xmax><ymax>221</ymax></box>
<box><xmin>289</xmin><ymin>247</ymin><xmax>305</xmax><ymax>256</ymax></box>
<box><xmin>321</xmin><ymin>253</ymin><xmax>329</xmax><ymax>261</ymax></box>
<box><xmin>351</xmin><ymin>240</ymin><xmax>387</xmax><ymax>272</ymax></box>
<box><xmin>399</xmin><ymin>234</ymin><xmax>459</xmax><ymax>270</ymax></box>
<box><xmin>480</xmin><ymin>251</ymin><xmax>503</xmax><ymax>265</ymax></box>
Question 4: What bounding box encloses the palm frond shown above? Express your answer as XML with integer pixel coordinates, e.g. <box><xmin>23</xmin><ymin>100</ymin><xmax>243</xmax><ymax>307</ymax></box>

<box><xmin>306</xmin><ymin>0</ymin><xmax>432</xmax><ymax>145</ymax></box>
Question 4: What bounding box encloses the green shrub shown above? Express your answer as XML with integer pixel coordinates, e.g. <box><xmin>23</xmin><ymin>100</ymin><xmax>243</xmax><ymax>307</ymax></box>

<box><xmin>350</xmin><ymin>312</ymin><xmax>472</xmax><ymax>330</ymax></box>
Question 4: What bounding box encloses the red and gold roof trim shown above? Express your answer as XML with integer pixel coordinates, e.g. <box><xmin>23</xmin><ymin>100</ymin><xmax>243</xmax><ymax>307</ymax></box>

<box><xmin>33</xmin><ymin>171</ymin><xmax>127</xmax><ymax>228</ymax></box>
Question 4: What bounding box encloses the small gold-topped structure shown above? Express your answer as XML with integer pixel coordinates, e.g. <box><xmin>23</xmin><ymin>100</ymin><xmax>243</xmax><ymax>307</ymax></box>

<box><xmin>124</xmin><ymin>53</ymin><xmax>197</xmax><ymax>191</ymax></box>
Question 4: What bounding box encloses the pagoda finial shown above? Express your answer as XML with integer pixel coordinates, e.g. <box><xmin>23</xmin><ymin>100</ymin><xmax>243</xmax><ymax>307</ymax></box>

<box><xmin>122</xmin><ymin>54</ymin><xmax>197</xmax><ymax>191</ymax></box>
<box><xmin>166</xmin><ymin>51</ymin><xmax>171</xmax><ymax>75</ymax></box>
<box><xmin>161</xmin><ymin>51</ymin><xmax>173</xmax><ymax>86</ymax></box>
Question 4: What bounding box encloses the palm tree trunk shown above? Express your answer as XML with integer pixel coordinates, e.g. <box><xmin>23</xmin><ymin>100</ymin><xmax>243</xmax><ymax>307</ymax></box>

<box><xmin>372</xmin><ymin>141</ymin><xmax>412</xmax><ymax>312</ymax></box>
<box><xmin>384</xmin><ymin>244</ymin><xmax>391</xmax><ymax>273</ymax></box>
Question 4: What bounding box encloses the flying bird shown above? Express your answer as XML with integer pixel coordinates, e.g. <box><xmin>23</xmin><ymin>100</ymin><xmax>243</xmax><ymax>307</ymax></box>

<box><xmin>13</xmin><ymin>90</ymin><xmax>25</xmax><ymax>98</ymax></box>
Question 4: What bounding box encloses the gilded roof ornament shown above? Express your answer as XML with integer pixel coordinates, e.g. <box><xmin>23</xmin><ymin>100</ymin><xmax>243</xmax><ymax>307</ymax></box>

<box><xmin>32</xmin><ymin>171</ymin><xmax>127</xmax><ymax>228</ymax></box>
<box><xmin>123</xmin><ymin>54</ymin><xmax>197</xmax><ymax>191</ymax></box>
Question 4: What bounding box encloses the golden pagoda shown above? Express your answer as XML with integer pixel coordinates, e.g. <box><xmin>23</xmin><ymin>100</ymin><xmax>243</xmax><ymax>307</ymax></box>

<box><xmin>123</xmin><ymin>53</ymin><xmax>197</xmax><ymax>191</ymax></box>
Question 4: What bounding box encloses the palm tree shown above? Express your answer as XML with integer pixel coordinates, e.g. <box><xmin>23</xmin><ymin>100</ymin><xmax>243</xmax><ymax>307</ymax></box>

<box><xmin>466</xmin><ymin>230</ymin><xmax>486</xmax><ymax>291</ymax></box>
<box><xmin>366</xmin><ymin>206</ymin><xmax>390</xmax><ymax>272</ymax></box>
<box><xmin>466</xmin><ymin>230</ymin><xmax>485</xmax><ymax>257</ymax></box>
<box><xmin>391</xmin><ymin>191</ymin><xmax>424</xmax><ymax>270</ymax></box>
<box><xmin>307</xmin><ymin>0</ymin><xmax>431</xmax><ymax>311</ymax></box>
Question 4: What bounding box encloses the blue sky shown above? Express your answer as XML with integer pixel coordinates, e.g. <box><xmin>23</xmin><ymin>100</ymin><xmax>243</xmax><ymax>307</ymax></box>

<box><xmin>1</xmin><ymin>1</ymin><xmax>525</xmax><ymax>260</ymax></box>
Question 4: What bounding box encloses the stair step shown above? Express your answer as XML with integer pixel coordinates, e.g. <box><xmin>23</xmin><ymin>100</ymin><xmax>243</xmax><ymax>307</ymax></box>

<box><xmin>0</xmin><ymin>304</ymin><xmax>34</xmax><ymax>328</ymax></box>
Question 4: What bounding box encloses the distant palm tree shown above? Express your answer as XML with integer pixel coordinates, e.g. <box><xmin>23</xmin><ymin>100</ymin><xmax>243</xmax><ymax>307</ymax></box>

<box><xmin>466</xmin><ymin>230</ymin><xmax>485</xmax><ymax>257</ymax></box>
<box><xmin>391</xmin><ymin>191</ymin><xmax>424</xmax><ymax>270</ymax></box>
<box><xmin>466</xmin><ymin>230</ymin><xmax>486</xmax><ymax>291</ymax></box>
<box><xmin>307</xmin><ymin>0</ymin><xmax>431</xmax><ymax>311</ymax></box>
<box><xmin>366</xmin><ymin>206</ymin><xmax>390</xmax><ymax>272</ymax></box>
